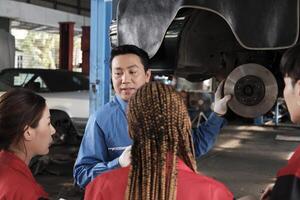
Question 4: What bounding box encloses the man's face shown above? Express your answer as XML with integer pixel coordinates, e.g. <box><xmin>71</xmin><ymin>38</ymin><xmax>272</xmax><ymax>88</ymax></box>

<box><xmin>111</xmin><ymin>54</ymin><xmax>151</xmax><ymax>101</ymax></box>
<box><xmin>283</xmin><ymin>77</ymin><xmax>300</xmax><ymax>123</ymax></box>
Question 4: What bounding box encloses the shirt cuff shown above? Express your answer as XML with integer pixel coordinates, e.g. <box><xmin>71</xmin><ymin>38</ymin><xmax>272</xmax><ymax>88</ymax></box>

<box><xmin>109</xmin><ymin>157</ymin><xmax>121</xmax><ymax>169</ymax></box>
<box><xmin>209</xmin><ymin>112</ymin><xmax>227</xmax><ymax>127</ymax></box>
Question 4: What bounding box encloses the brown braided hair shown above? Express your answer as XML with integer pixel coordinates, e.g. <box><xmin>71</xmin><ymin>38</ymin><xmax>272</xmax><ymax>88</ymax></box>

<box><xmin>126</xmin><ymin>82</ymin><xmax>197</xmax><ymax>200</ymax></box>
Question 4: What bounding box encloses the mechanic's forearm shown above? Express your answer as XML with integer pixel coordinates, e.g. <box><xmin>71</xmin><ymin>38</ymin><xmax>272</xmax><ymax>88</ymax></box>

<box><xmin>193</xmin><ymin>112</ymin><xmax>225</xmax><ymax>157</ymax></box>
<box><xmin>74</xmin><ymin>157</ymin><xmax>120</xmax><ymax>188</ymax></box>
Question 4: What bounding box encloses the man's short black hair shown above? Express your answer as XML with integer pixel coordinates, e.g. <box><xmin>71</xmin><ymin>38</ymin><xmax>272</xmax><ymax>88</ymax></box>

<box><xmin>280</xmin><ymin>45</ymin><xmax>300</xmax><ymax>84</ymax></box>
<box><xmin>110</xmin><ymin>45</ymin><xmax>150</xmax><ymax>72</ymax></box>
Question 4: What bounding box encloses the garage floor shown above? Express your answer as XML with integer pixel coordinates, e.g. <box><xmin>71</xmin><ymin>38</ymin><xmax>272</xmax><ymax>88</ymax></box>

<box><xmin>36</xmin><ymin>124</ymin><xmax>299</xmax><ymax>200</ymax></box>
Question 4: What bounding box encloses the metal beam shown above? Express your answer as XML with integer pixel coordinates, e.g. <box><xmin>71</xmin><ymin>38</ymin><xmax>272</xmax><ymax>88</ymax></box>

<box><xmin>81</xmin><ymin>26</ymin><xmax>90</xmax><ymax>75</ymax></box>
<box><xmin>0</xmin><ymin>17</ymin><xmax>10</xmax><ymax>31</ymax></box>
<box><xmin>89</xmin><ymin>0</ymin><xmax>112</xmax><ymax>114</ymax></box>
<box><xmin>59</xmin><ymin>22</ymin><xmax>74</xmax><ymax>71</ymax></box>
<box><xmin>54</xmin><ymin>0</ymin><xmax>58</xmax><ymax>9</ymax></box>
<box><xmin>77</xmin><ymin>0</ymin><xmax>81</xmax><ymax>14</ymax></box>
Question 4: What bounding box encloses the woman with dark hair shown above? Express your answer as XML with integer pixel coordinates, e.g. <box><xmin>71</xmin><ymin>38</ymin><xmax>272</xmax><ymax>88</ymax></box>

<box><xmin>260</xmin><ymin>45</ymin><xmax>300</xmax><ymax>200</ymax></box>
<box><xmin>85</xmin><ymin>82</ymin><xmax>233</xmax><ymax>200</ymax></box>
<box><xmin>0</xmin><ymin>88</ymin><xmax>55</xmax><ymax>200</ymax></box>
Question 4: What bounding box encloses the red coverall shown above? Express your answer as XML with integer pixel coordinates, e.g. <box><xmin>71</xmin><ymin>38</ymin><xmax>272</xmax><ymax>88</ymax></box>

<box><xmin>85</xmin><ymin>159</ymin><xmax>233</xmax><ymax>200</ymax></box>
<box><xmin>271</xmin><ymin>145</ymin><xmax>300</xmax><ymax>200</ymax></box>
<box><xmin>0</xmin><ymin>151</ymin><xmax>48</xmax><ymax>200</ymax></box>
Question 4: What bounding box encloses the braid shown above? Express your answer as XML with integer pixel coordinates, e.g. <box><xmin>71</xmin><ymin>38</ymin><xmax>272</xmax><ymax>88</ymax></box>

<box><xmin>126</xmin><ymin>82</ymin><xmax>197</xmax><ymax>200</ymax></box>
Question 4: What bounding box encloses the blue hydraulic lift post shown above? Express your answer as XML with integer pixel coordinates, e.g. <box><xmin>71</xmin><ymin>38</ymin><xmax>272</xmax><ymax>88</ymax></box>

<box><xmin>89</xmin><ymin>0</ymin><xmax>112</xmax><ymax>114</ymax></box>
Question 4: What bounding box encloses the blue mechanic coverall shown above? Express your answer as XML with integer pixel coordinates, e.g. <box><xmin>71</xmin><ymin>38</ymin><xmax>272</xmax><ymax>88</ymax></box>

<box><xmin>74</xmin><ymin>95</ymin><xmax>225</xmax><ymax>188</ymax></box>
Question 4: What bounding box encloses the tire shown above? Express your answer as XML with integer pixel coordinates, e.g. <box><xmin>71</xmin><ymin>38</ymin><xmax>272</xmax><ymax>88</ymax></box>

<box><xmin>50</xmin><ymin>109</ymin><xmax>81</xmax><ymax>145</ymax></box>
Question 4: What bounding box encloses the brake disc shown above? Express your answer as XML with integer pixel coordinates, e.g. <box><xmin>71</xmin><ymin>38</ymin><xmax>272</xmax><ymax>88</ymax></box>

<box><xmin>224</xmin><ymin>63</ymin><xmax>278</xmax><ymax>118</ymax></box>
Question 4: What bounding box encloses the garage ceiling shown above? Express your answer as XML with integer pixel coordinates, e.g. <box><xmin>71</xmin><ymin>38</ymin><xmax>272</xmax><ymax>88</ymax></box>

<box><xmin>5</xmin><ymin>0</ymin><xmax>90</xmax><ymax>34</ymax></box>
<box><xmin>14</xmin><ymin>0</ymin><xmax>90</xmax><ymax>16</ymax></box>
<box><xmin>10</xmin><ymin>20</ymin><xmax>83</xmax><ymax>35</ymax></box>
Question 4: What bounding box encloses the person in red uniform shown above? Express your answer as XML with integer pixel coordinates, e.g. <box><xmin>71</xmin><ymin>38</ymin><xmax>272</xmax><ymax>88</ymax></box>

<box><xmin>0</xmin><ymin>88</ymin><xmax>56</xmax><ymax>200</ymax></box>
<box><xmin>260</xmin><ymin>45</ymin><xmax>300</xmax><ymax>200</ymax></box>
<box><xmin>85</xmin><ymin>82</ymin><xmax>233</xmax><ymax>200</ymax></box>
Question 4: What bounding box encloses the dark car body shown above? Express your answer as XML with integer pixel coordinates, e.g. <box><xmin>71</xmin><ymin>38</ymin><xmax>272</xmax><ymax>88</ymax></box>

<box><xmin>0</xmin><ymin>68</ymin><xmax>89</xmax><ymax>92</ymax></box>
<box><xmin>0</xmin><ymin>68</ymin><xmax>90</xmax><ymax>144</ymax></box>
<box><xmin>110</xmin><ymin>0</ymin><xmax>298</xmax><ymax>86</ymax></box>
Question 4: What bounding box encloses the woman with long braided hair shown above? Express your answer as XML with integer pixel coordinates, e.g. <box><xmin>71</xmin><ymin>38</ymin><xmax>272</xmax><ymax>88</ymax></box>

<box><xmin>85</xmin><ymin>82</ymin><xmax>233</xmax><ymax>200</ymax></box>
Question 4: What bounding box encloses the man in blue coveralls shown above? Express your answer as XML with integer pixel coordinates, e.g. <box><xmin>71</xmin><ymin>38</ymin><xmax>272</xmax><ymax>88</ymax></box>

<box><xmin>73</xmin><ymin>45</ymin><xmax>231</xmax><ymax>188</ymax></box>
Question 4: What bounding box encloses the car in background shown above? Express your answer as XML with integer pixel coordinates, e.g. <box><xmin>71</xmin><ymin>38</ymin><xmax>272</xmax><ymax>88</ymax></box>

<box><xmin>0</xmin><ymin>68</ymin><xmax>89</xmax><ymax>145</ymax></box>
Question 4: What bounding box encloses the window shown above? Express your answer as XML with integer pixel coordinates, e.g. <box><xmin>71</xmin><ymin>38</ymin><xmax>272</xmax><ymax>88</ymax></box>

<box><xmin>13</xmin><ymin>73</ymin><xmax>34</xmax><ymax>86</ymax></box>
